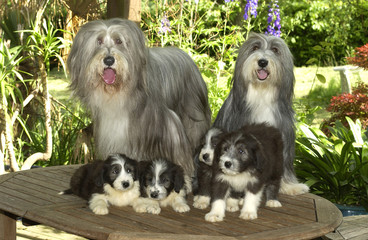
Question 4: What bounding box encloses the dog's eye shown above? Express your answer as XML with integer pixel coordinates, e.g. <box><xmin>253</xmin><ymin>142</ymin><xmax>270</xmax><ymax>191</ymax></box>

<box><xmin>251</xmin><ymin>45</ymin><xmax>259</xmax><ymax>51</ymax></box>
<box><xmin>272</xmin><ymin>47</ymin><xmax>279</xmax><ymax>54</ymax></box>
<box><xmin>162</xmin><ymin>178</ymin><xmax>169</xmax><ymax>183</ymax></box>
<box><xmin>126</xmin><ymin>168</ymin><xmax>131</xmax><ymax>173</ymax></box>
<box><xmin>97</xmin><ymin>38</ymin><xmax>103</xmax><ymax>45</ymax></box>
<box><xmin>112</xmin><ymin>168</ymin><xmax>119</xmax><ymax>174</ymax></box>
<box><xmin>115</xmin><ymin>38</ymin><xmax>122</xmax><ymax>45</ymax></box>
<box><xmin>239</xmin><ymin>149</ymin><xmax>245</xmax><ymax>154</ymax></box>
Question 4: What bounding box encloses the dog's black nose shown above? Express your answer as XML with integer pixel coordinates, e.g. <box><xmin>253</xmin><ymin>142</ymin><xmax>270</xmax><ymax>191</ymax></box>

<box><xmin>150</xmin><ymin>191</ymin><xmax>159</xmax><ymax>199</ymax></box>
<box><xmin>258</xmin><ymin>59</ymin><xmax>268</xmax><ymax>68</ymax></box>
<box><xmin>202</xmin><ymin>153</ymin><xmax>209</xmax><ymax>161</ymax></box>
<box><xmin>104</xmin><ymin>56</ymin><xmax>115</xmax><ymax>66</ymax></box>
<box><xmin>225</xmin><ymin>161</ymin><xmax>232</xmax><ymax>168</ymax></box>
<box><xmin>122</xmin><ymin>181</ymin><xmax>130</xmax><ymax>189</ymax></box>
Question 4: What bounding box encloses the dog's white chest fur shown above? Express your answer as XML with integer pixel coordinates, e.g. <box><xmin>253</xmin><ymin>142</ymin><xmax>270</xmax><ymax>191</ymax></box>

<box><xmin>246</xmin><ymin>84</ymin><xmax>279</xmax><ymax>127</ymax></box>
<box><xmin>217</xmin><ymin>172</ymin><xmax>258</xmax><ymax>192</ymax></box>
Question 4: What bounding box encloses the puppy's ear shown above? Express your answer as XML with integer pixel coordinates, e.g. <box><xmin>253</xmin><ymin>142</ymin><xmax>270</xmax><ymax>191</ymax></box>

<box><xmin>252</xmin><ymin>145</ymin><xmax>266</xmax><ymax>172</ymax></box>
<box><xmin>95</xmin><ymin>164</ymin><xmax>106</xmax><ymax>187</ymax></box>
<box><xmin>173</xmin><ymin>166</ymin><xmax>185</xmax><ymax>193</ymax></box>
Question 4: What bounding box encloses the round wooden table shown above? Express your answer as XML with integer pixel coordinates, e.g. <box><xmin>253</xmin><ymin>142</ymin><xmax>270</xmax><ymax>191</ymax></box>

<box><xmin>0</xmin><ymin>165</ymin><xmax>342</xmax><ymax>240</ymax></box>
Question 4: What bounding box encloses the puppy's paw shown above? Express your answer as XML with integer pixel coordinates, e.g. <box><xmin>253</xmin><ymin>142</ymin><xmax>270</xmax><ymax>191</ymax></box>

<box><xmin>193</xmin><ymin>195</ymin><xmax>210</xmax><ymax>209</ymax></box>
<box><xmin>239</xmin><ymin>210</ymin><xmax>257</xmax><ymax>220</ymax></box>
<box><xmin>205</xmin><ymin>212</ymin><xmax>224</xmax><ymax>222</ymax></box>
<box><xmin>226</xmin><ymin>198</ymin><xmax>240</xmax><ymax>212</ymax></box>
<box><xmin>134</xmin><ymin>203</ymin><xmax>149</xmax><ymax>213</ymax></box>
<box><xmin>173</xmin><ymin>203</ymin><xmax>190</xmax><ymax>213</ymax></box>
<box><xmin>266</xmin><ymin>200</ymin><xmax>282</xmax><ymax>208</ymax></box>
<box><xmin>91</xmin><ymin>205</ymin><xmax>109</xmax><ymax>215</ymax></box>
<box><xmin>146</xmin><ymin>205</ymin><xmax>161</xmax><ymax>215</ymax></box>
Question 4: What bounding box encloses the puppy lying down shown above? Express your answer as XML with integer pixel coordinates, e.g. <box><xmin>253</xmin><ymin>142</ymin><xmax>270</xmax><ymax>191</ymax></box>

<box><xmin>60</xmin><ymin>153</ymin><xmax>140</xmax><ymax>215</ymax></box>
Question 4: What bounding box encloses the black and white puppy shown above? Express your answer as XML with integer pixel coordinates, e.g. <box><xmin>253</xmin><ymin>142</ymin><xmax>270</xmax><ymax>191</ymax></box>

<box><xmin>193</xmin><ymin>127</ymin><xmax>242</xmax><ymax>211</ymax></box>
<box><xmin>205</xmin><ymin>123</ymin><xmax>284</xmax><ymax>222</ymax></box>
<box><xmin>60</xmin><ymin>153</ymin><xmax>140</xmax><ymax>215</ymax></box>
<box><xmin>135</xmin><ymin>159</ymin><xmax>190</xmax><ymax>214</ymax></box>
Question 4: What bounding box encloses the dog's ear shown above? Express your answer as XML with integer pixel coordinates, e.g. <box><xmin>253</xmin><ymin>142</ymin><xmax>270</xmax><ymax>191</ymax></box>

<box><xmin>95</xmin><ymin>163</ymin><xmax>107</xmax><ymax>187</ymax></box>
<box><xmin>173</xmin><ymin>165</ymin><xmax>185</xmax><ymax>193</ymax></box>
<box><xmin>252</xmin><ymin>144</ymin><xmax>266</xmax><ymax>172</ymax></box>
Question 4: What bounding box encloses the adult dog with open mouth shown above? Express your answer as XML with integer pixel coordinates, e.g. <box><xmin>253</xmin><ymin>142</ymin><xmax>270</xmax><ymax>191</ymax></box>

<box><xmin>67</xmin><ymin>18</ymin><xmax>211</xmax><ymax>186</ymax></box>
<box><xmin>60</xmin><ymin>153</ymin><xmax>140</xmax><ymax>215</ymax></box>
<box><xmin>212</xmin><ymin>33</ymin><xmax>308</xmax><ymax>195</ymax></box>
<box><xmin>205</xmin><ymin>123</ymin><xmax>284</xmax><ymax>222</ymax></box>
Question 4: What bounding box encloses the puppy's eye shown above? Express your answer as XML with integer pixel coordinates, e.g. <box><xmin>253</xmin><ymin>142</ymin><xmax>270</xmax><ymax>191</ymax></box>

<box><xmin>126</xmin><ymin>168</ymin><xmax>131</xmax><ymax>173</ymax></box>
<box><xmin>162</xmin><ymin>178</ymin><xmax>169</xmax><ymax>183</ymax></box>
<box><xmin>115</xmin><ymin>38</ymin><xmax>122</xmax><ymax>45</ymax></box>
<box><xmin>112</xmin><ymin>168</ymin><xmax>119</xmax><ymax>174</ymax></box>
<box><xmin>97</xmin><ymin>38</ymin><xmax>103</xmax><ymax>45</ymax></box>
<box><xmin>239</xmin><ymin>149</ymin><xmax>245</xmax><ymax>154</ymax></box>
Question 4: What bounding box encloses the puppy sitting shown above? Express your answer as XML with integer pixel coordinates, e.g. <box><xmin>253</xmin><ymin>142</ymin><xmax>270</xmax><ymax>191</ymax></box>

<box><xmin>205</xmin><ymin>123</ymin><xmax>284</xmax><ymax>222</ymax></box>
<box><xmin>193</xmin><ymin>128</ymin><xmax>242</xmax><ymax>211</ymax></box>
<box><xmin>61</xmin><ymin>153</ymin><xmax>140</xmax><ymax>215</ymax></box>
<box><xmin>135</xmin><ymin>159</ymin><xmax>190</xmax><ymax>215</ymax></box>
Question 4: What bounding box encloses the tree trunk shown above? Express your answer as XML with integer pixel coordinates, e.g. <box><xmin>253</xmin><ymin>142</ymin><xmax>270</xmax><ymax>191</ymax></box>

<box><xmin>107</xmin><ymin>0</ymin><xmax>141</xmax><ymax>24</ymax></box>
<box><xmin>21</xmin><ymin>58</ymin><xmax>52</xmax><ymax>170</ymax></box>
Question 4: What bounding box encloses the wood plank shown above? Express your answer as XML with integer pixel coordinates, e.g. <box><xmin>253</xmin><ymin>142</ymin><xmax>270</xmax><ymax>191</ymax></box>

<box><xmin>0</xmin><ymin>210</ymin><xmax>16</xmax><ymax>240</ymax></box>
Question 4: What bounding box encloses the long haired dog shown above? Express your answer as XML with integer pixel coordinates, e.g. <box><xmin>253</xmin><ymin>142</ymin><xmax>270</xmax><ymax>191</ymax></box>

<box><xmin>60</xmin><ymin>154</ymin><xmax>140</xmax><ymax>215</ymax></box>
<box><xmin>213</xmin><ymin>33</ymin><xmax>308</xmax><ymax>195</ymax></box>
<box><xmin>135</xmin><ymin>159</ymin><xmax>189</xmax><ymax>215</ymax></box>
<box><xmin>205</xmin><ymin>123</ymin><xmax>284</xmax><ymax>222</ymax></box>
<box><xmin>67</xmin><ymin>18</ymin><xmax>211</xmax><ymax>186</ymax></box>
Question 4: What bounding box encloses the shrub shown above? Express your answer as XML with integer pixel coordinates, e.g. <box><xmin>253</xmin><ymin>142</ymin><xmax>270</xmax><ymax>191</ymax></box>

<box><xmin>322</xmin><ymin>82</ymin><xmax>368</xmax><ymax>135</ymax></box>
<box><xmin>295</xmin><ymin>118</ymin><xmax>368</xmax><ymax>210</ymax></box>
<box><xmin>346</xmin><ymin>43</ymin><xmax>368</xmax><ymax>70</ymax></box>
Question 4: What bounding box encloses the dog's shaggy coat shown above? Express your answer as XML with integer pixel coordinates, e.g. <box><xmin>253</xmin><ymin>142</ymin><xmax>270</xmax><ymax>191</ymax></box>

<box><xmin>205</xmin><ymin>123</ymin><xmax>284</xmax><ymax>222</ymax></box>
<box><xmin>213</xmin><ymin>33</ymin><xmax>308</xmax><ymax>195</ymax></box>
<box><xmin>67</xmin><ymin>18</ymin><xmax>211</xmax><ymax>179</ymax></box>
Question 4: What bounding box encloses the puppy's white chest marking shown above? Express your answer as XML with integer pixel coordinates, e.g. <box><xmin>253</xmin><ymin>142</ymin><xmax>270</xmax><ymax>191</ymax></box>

<box><xmin>217</xmin><ymin>172</ymin><xmax>258</xmax><ymax>192</ymax></box>
<box><xmin>246</xmin><ymin>84</ymin><xmax>279</xmax><ymax>127</ymax></box>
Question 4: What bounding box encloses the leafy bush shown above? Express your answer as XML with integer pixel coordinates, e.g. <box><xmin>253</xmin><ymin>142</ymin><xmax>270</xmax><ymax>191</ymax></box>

<box><xmin>322</xmin><ymin>82</ymin><xmax>368</xmax><ymax>134</ymax></box>
<box><xmin>346</xmin><ymin>43</ymin><xmax>368</xmax><ymax>70</ymax></box>
<box><xmin>295</xmin><ymin>117</ymin><xmax>368</xmax><ymax>210</ymax></box>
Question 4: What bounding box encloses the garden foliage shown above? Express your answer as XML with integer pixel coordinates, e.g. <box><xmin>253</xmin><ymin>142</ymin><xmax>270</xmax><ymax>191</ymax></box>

<box><xmin>322</xmin><ymin>82</ymin><xmax>368</xmax><ymax>134</ymax></box>
<box><xmin>347</xmin><ymin>43</ymin><xmax>368</xmax><ymax>70</ymax></box>
<box><xmin>295</xmin><ymin>118</ymin><xmax>368</xmax><ymax>210</ymax></box>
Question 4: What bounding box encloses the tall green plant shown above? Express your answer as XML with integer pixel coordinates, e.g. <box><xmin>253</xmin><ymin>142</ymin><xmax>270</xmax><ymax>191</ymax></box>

<box><xmin>0</xmin><ymin>37</ymin><xmax>31</xmax><ymax>172</ymax></box>
<box><xmin>295</xmin><ymin>117</ymin><xmax>368</xmax><ymax>210</ymax></box>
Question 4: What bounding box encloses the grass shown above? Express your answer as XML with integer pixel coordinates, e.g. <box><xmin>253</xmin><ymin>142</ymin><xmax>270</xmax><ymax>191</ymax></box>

<box><xmin>47</xmin><ymin>66</ymin><xmax>368</xmax><ymax>128</ymax></box>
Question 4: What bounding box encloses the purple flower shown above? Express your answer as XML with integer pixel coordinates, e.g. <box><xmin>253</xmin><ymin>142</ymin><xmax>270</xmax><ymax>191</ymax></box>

<box><xmin>159</xmin><ymin>13</ymin><xmax>171</xmax><ymax>35</ymax></box>
<box><xmin>243</xmin><ymin>0</ymin><xmax>258</xmax><ymax>20</ymax></box>
<box><xmin>266</xmin><ymin>0</ymin><xmax>281</xmax><ymax>37</ymax></box>
<box><xmin>225</xmin><ymin>0</ymin><xmax>234</xmax><ymax>3</ymax></box>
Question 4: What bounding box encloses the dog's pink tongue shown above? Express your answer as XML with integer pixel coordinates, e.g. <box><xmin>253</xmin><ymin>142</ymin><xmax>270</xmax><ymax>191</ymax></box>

<box><xmin>257</xmin><ymin>69</ymin><xmax>269</xmax><ymax>80</ymax></box>
<box><xmin>103</xmin><ymin>68</ymin><xmax>116</xmax><ymax>85</ymax></box>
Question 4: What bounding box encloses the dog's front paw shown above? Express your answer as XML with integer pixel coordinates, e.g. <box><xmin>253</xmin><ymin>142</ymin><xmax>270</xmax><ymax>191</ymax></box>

<box><xmin>146</xmin><ymin>205</ymin><xmax>161</xmax><ymax>215</ymax></box>
<box><xmin>173</xmin><ymin>202</ymin><xmax>190</xmax><ymax>213</ymax></box>
<box><xmin>239</xmin><ymin>210</ymin><xmax>257</xmax><ymax>220</ymax></box>
<box><xmin>91</xmin><ymin>205</ymin><xmax>109</xmax><ymax>215</ymax></box>
<box><xmin>266</xmin><ymin>200</ymin><xmax>282</xmax><ymax>208</ymax></box>
<box><xmin>226</xmin><ymin>198</ymin><xmax>240</xmax><ymax>212</ymax></box>
<box><xmin>205</xmin><ymin>212</ymin><xmax>224</xmax><ymax>222</ymax></box>
<box><xmin>193</xmin><ymin>195</ymin><xmax>210</xmax><ymax>209</ymax></box>
<box><xmin>134</xmin><ymin>203</ymin><xmax>149</xmax><ymax>213</ymax></box>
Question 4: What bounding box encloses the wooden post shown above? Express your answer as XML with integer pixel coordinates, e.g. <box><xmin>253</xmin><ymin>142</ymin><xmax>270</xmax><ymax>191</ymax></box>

<box><xmin>0</xmin><ymin>211</ymin><xmax>16</xmax><ymax>240</ymax></box>
<box><xmin>107</xmin><ymin>0</ymin><xmax>141</xmax><ymax>24</ymax></box>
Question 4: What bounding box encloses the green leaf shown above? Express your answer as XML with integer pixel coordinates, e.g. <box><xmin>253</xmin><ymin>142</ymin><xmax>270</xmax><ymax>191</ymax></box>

<box><xmin>316</xmin><ymin>74</ymin><xmax>326</xmax><ymax>83</ymax></box>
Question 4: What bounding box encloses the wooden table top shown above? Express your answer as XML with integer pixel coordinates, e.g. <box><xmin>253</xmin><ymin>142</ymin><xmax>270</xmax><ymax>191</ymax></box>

<box><xmin>0</xmin><ymin>165</ymin><xmax>342</xmax><ymax>240</ymax></box>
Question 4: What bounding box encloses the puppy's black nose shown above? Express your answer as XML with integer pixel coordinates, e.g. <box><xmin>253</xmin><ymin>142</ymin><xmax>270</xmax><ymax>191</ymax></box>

<box><xmin>258</xmin><ymin>59</ymin><xmax>268</xmax><ymax>68</ymax></box>
<box><xmin>150</xmin><ymin>191</ymin><xmax>159</xmax><ymax>199</ymax></box>
<box><xmin>202</xmin><ymin>153</ymin><xmax>209</xmax><ymax>161</ymax></box>
<box><xmin>225</xmin><ymin>161</ymin><xmax>232</xmax><ymax>169</ymax></box>
<box><xmin>122</xmin><ymin>181</ymin><xmax>130</xmax><ymax>189</ymax></box>
<box><xmin>104</xmin><ymin>56</ymin><xmax>115</xmax><ymax>66</ymax></box>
